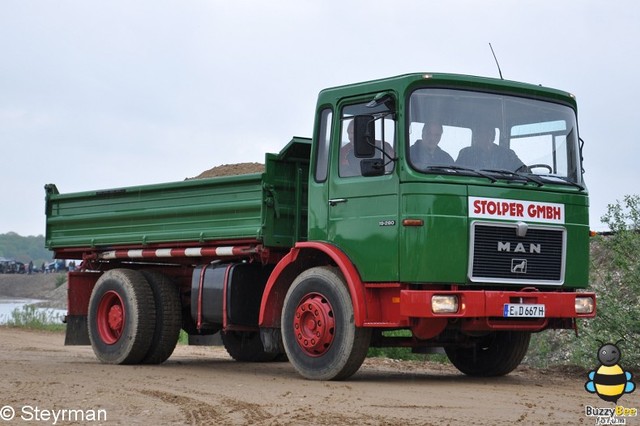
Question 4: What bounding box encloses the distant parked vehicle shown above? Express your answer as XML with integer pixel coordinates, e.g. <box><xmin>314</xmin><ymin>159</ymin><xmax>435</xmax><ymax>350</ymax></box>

<box><xmin>45</xmin><ymin>259</ymin><xmax>67</xmax><ymax>273</ymax></box>
<box><xmin>0</xmin><ymin>259</ymin><xmax>25</xmax><ymax>274</ymax></box>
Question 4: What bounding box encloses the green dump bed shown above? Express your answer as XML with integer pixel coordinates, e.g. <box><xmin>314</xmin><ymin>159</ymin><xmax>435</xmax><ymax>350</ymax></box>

<box><xmin>45</xmin><ymin>138</ymin><xmax>310</xmax><ymax>254</ymax></box>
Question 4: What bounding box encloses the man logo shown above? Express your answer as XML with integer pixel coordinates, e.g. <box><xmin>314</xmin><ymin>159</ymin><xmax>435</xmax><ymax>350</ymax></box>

<box><xmin>511</xmin><ymin>259</ymin><xmax>527</xmax><ymax>274</ymax></box>
<box><xmin>497</xmin><ymin>242</ymin><xmax>541</xmax><ymax>254</ymax></box>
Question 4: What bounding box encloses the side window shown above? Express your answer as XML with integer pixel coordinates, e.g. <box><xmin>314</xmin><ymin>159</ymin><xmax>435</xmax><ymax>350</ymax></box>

<box><xmin>314</xmin><ymin>108</ymin><xmax>332</xmax><ymax>182</ymax></box>
<box><xmin>339</xmin><ymin>103</ymin><xmax>395</xmax><ymax>178</ymax></box>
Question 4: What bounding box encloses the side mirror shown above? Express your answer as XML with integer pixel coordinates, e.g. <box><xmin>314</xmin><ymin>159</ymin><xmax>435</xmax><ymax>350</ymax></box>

<box><xmin>366</xmin><ymin>93</ymin><xmax>395</xmax><ymax>112</ymax></box>
<box><xmin>360</xmin><ymin>159</ymin><xmax>385</xmax><ymax>177</ymax></box>
<box><xmin>353</xmin><ymin>115</ymin><xmax>375</xmax><ymax>158</ymax></box>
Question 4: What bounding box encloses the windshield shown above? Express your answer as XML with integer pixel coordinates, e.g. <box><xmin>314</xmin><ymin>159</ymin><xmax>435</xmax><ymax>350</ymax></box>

<box><xmin>407</xmin><ymin>88</ymin><xmax>583</xmax><ymax>187</ymax></box>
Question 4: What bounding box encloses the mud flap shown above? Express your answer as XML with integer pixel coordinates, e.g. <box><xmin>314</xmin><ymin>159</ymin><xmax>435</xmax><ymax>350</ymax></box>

<box><xmin>260</xmin><ymin>327</ymin><xmax>284</xmax><ymax>354</ymax></box>
<box><xmin>64</xmin><ymin>315</ymin><xmax>90</xmax><ymax>345</ymax></box>
<box><xmin>64</xmin><ymin>271</ymin><xmax>101</xmax><ymax>345</ymax></box>
<box><xmin>188</xmin><ymin>333</ymin><xmax>221</xmax><ymax>346</ymax></box>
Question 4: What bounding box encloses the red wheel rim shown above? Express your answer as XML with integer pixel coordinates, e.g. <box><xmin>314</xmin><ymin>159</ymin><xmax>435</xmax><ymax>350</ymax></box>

<box><xmin>96</xmin><ymin>290</ymin><xmax>125</xmax><ymax>345</ymax></box>
<box><xmin>293</xmin><ymin>293</ymin><xmax>335</xmax><ymax>357</ymax></box>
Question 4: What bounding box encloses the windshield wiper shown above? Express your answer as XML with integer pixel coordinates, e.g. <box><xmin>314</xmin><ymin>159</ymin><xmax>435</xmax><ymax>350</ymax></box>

<box><xmin>536</xmin><ymin>174</ymin><xmax>585</xmax><ymax>190</ymax></box>
<box><xmin>481</xmin><ymin>169</ymin><xmax>545</xmax><ymax>187</ymax></box>
<box><xmin>423</xmin><ymin>165</ymin><xmax>497</xmax><ymax>183</ymax></box>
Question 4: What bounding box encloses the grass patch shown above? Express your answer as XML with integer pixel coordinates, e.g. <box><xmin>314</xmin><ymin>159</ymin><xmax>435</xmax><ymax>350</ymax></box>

<box><xmin>178</xmin><ymin>330</ymin><xmax>189</xmax><ymax>345</ymax></box>
<box><xmin>3</xmin><ymin>304</ymin><xmax>66</xmax><ymax>332</ymax></box>
<box><xmin>54</xmin><ymin>273</ymin><xmax>67</xmax><ymax>288</ymax></box>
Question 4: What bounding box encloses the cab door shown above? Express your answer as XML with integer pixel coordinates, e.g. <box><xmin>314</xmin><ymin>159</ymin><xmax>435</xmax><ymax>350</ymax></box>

<box><xmin>326</xmin><ymin>99</ymin><xmax>399</xmax><ymax>282</ymax></box>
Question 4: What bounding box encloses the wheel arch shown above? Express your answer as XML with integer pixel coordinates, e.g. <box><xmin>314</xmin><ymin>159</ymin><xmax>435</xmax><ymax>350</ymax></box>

<box><xmin>259</xmin><ymin>242</ymin><xmax>366</xmax><ymax>328</ymax></box>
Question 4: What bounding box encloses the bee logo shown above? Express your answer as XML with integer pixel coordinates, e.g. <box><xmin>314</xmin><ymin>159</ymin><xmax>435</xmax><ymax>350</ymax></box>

<box><xmin>585</xmin><ymin>340</ymin><xmax>636</xmax><ymax>403</ymax></box>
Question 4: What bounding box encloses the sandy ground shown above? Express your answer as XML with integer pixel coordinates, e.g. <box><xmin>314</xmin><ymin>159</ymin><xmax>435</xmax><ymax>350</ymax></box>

<box><xmin>0</xmin><ymin>327</ymin><xmax>608</xmax><ymax>426</ymax></box>
<box><xmin>0</xmin><ymin>274</ymin><xmax>621</xmax><ymax>425</ymax></box>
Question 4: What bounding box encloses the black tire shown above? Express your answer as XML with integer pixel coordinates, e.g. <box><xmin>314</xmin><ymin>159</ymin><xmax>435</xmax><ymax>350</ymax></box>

<box><xmin>281</xmin><ymin>266</ymin><xmax>371</xmax><ymax>381</ymax></box>
<box><xmin>221</xmin><ymin>331</ymin><xmax>279</xmax><ymax>362</ymax></box>
<box><xmin>140</xmin><ymin>271</ymin><xmax>182</xmax><ymax>364</ymax></box>
<box><xmin>445</xmin><ymin>331</ymin><xmax>531</xmax><ymax>377</ymax></box>
<box><xmin>88</xmin><ymin>269</ymin><xmax>156</xmax><ymax>365</ymax></box>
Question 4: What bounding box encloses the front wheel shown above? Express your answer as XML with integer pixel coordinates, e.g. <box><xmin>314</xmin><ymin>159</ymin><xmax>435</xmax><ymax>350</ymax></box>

<box><xmin>281</xmin><ymin>266</ymin><xmax>371</xmax><ymax>381</ymax></box>
<box><xmin>445</xmin><ymin>331</ymin><xmax>531</xmax><ymax>377</ymax></box>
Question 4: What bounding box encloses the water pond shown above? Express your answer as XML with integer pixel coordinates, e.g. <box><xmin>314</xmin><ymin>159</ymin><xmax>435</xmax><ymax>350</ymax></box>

<box><xmin>0</xmin><ymin>298</ymin><xmax>66</xmax><ymax>325</ymax></box>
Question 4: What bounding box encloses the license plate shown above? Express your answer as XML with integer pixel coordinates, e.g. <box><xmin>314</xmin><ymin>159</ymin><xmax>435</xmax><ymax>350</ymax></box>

<box><xmin>503</xmin><ymin>304</ymin><xmax>545</xmax><ymax>318</ymax></box>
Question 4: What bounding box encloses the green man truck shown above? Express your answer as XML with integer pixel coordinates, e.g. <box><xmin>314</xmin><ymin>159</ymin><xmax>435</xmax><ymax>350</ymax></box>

<box><xmin>45</xmin><ymin>73</ymin><xmax>595</xmax><ymax>380</ymax></box>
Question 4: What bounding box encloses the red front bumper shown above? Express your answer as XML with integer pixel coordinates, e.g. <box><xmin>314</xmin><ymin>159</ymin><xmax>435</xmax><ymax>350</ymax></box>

<box><xmin>397</xmin><ymin>289</ymin><xmax>596</xmax><ymax>331</ymax></box>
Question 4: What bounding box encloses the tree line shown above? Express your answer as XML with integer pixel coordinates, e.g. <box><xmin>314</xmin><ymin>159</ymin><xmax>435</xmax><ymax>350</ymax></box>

<box><xmin>0</xmin><ymin>232</ymin><xmax>53</xmax><ymax>267</ymax></box>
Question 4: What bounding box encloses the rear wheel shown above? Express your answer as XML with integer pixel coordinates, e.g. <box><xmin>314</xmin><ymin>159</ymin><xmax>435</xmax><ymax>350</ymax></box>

<box><xmin>281</xmin><ymin>266</ymin><xmax>371</xmax><ymax>380</ymax></box>
<box><xmin>140</xmin><ymin>271</ymin><xmax>182</xmax><ymax>364</ymax></box>
<box><xmin>445</xmin><ymin>331</ymin><xmax>531</xmax><ymax>377</ymax></box>
<box><xmin>221</xmin><ymin>331</ymin><xmax>279</xmax><ymax>362</ymax></box>
<box><xmin>88</xmin><ymin>269</ymin><xmax>156</xmax><ymax>364</ymax></box>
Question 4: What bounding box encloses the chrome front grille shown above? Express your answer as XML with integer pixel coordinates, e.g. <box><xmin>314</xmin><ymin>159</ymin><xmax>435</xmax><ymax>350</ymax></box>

<box><xmin>469</xmin><ymin>221</ymin><xmax>565</xmax><ymax>285</ymax></box>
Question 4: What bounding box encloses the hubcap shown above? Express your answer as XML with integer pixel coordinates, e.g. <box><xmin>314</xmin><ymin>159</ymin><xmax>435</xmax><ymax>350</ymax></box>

<box><xmin>293</xmin><ymin>293</ymin><xmax>335</xmax><ymax>356</ymax></box>
<box><xmin>96</xmin><ymin>290</ymin><xmax>125</xmax><ymax>345</ymax></box>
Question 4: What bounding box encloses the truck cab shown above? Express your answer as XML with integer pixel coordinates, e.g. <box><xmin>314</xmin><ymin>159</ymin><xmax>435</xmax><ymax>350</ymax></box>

<box><xmin>309</xmin><ymin>73</ymin><xmax>587</xmax><ymax>286</ymax></box>
<box><xmin>265</xmin><ymin>73</ymin><xmax>594</xmax><ymax>378</ymax></box>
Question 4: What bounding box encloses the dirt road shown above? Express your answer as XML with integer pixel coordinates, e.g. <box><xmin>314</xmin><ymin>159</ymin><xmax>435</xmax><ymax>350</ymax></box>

<box><xmin>0</xmin><ymin>328</ymin><xmax>608</xmax><ymax>426</ymax></box>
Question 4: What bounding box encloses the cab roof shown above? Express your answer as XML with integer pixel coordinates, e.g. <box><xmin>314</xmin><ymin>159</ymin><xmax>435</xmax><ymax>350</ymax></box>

<box><xmin>317</xmin><ymin>73</ymin><xmax>577</xmax><ymax>110</ymax></box>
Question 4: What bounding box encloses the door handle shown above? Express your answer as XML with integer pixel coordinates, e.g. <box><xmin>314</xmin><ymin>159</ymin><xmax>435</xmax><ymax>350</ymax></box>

<box><xmin>328</xmin><ymin>198</ymin><xmax>348</xmax><ymax>207</ymax></box>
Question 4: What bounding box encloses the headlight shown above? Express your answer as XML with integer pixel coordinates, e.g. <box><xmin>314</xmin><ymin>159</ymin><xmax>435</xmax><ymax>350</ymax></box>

<box><xmin>575</xmin><ymin>296</ymin><xmax>594</xmax><ymax>314</ymax></box>
<box><xmin>432</xmin><ymin>295</ymin><xmax>459</xmax><ymax>313</ymax></box>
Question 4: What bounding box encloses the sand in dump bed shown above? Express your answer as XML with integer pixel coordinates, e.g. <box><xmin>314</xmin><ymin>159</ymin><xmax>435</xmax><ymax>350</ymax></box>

<box><xmin>189</xmin><ymin>162</ymin><xmax>265</xmax><ymax>179</ymax></box>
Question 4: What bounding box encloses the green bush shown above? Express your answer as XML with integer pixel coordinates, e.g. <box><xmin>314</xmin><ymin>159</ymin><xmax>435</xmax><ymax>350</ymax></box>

<box><xmin>527</xmin><ymin>195</ymin><xmax>640</xmax><ymax>371</ymax></box>
<box><xmin>576</xmin><ymin>195</ymin><xmax>640</xmax><ymax>369</ymax></box>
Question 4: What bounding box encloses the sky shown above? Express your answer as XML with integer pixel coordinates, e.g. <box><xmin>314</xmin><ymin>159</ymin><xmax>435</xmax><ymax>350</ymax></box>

<box><xmin>1</xmin><ymin>0</ymin><xmax>638</xmax><ymax>236</ymax></box>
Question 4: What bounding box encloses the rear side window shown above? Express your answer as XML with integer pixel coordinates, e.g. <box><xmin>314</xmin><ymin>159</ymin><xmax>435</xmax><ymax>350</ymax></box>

<box><xmin>314</xmin><ymin>108</ymin><xmax>332</xmax><ymax>182</ymax></box>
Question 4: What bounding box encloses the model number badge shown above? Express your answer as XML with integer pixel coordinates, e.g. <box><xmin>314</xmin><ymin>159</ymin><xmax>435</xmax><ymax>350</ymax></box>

<box><xmin>379</xmin><ymin>220</ymin><xmax>396</xmax><ymax>227</ymax></box>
